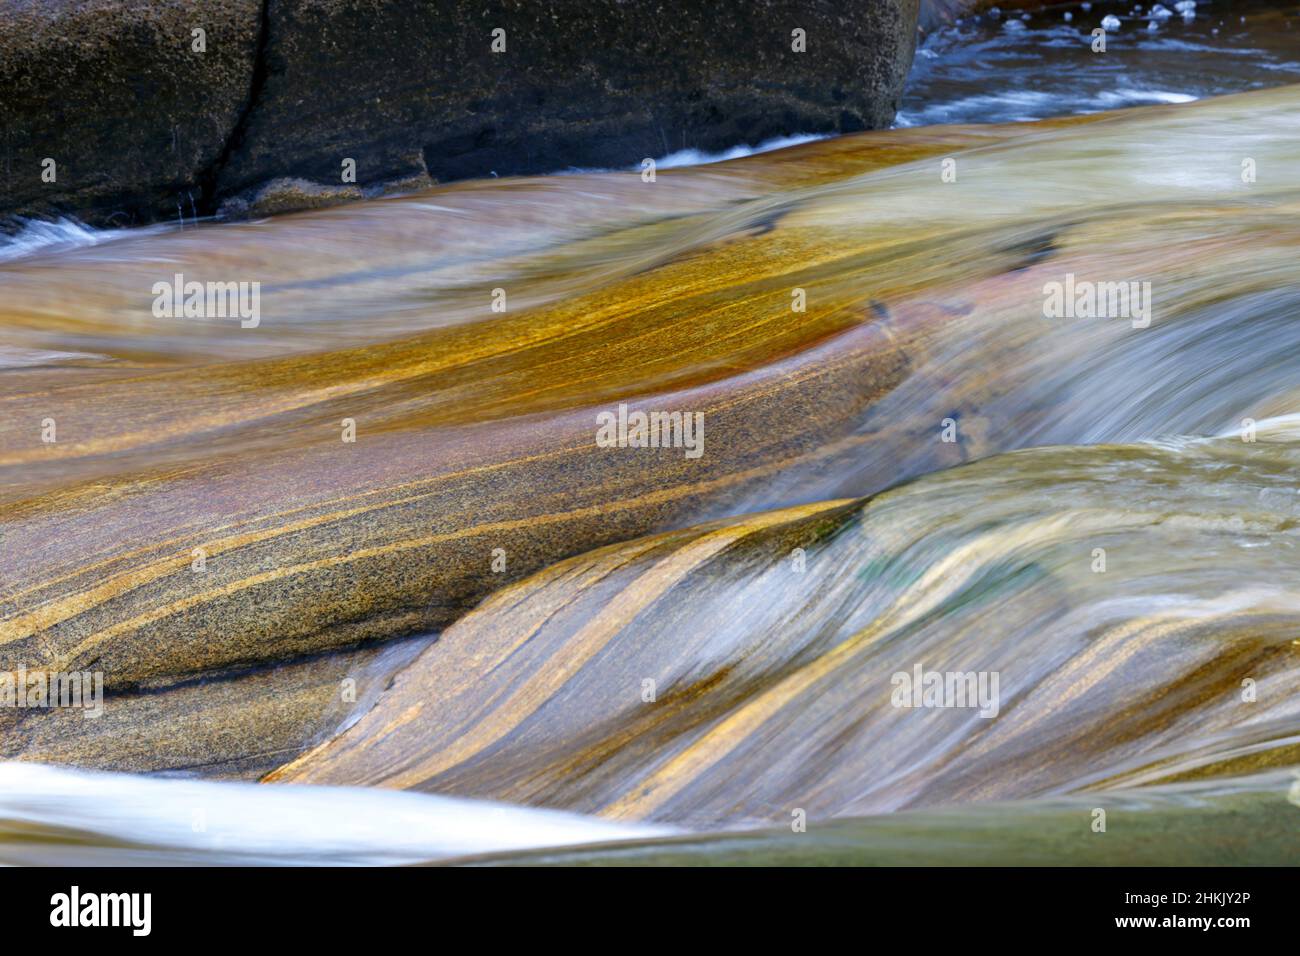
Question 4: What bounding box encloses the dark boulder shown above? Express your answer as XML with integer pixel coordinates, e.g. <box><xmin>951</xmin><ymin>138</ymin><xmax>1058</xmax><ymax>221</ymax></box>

<box><xmin>0</xmin><ymin>0</ymin><xmax>261</xmax><ymax>227</ymax></box>
<box><xmin>216</xmin><ymin>0</ymin><xmax>921</xmax><ymax>202</ymax></box>
<box><xmin>0</xmin><ymin>0</ymin><xmax>920</xmax><ymax>225</ymax></box>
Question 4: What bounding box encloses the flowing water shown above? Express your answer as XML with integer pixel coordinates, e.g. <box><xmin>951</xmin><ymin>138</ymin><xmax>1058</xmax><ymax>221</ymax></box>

<box><xmin>0</xmin><ymin>762</ymin><xmax>671</xmax><ymax>865</ymax></box>
<box><xmin>2</xmin><ymin>10</ymin><xmax>1299</xmax><ymax>864</ymax></box>
<box><xmin>271</xmin><ymin>428</ymin><xmax>1300</xmax><ymax>826</ymax></box>
<box><xmin>902</xmin><ymin>0</ymin><xmax>1300</xmax><ymax>125</ymax></box>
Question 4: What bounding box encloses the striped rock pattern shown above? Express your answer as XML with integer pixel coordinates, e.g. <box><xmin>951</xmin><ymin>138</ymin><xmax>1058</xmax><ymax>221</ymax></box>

<box><xmin>4</xmin><ymin>87</ymin><xmax>1300</xmax><ymax>779</ymax></box>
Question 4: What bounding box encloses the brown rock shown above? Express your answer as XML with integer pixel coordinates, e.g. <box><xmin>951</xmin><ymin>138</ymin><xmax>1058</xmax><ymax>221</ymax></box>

<box><xmin>220</xmin><ymin>175</ymin><xmax>363</xmax><ymax>218</ymax></box>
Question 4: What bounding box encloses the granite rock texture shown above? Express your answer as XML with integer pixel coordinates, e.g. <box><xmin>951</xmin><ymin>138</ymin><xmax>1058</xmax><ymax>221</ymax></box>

<box><xmin>0</xmin><ymin>0</ymin><xmax>261</xmax><ymax>226</ymax></box>
<box><xmin>0</xmin><ymin>0</ymin><xmax>920</xmax><ymax>224</ymax></box>
<box><xmin>216</xmin><ymin>0</ymin><xmax>922</xmax><ymax>198</ymax></box>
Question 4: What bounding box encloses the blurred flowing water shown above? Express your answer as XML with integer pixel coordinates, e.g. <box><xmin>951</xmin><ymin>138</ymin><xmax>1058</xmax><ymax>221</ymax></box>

<box><xmin>2</xmin><ymin>8</ymin><xmax>1300</xmax><ymax>865</ymax></box>
<box><xmin>0</xmin><ymin>763</ymin><xmax>672</xmax><ymax>866</ymax></box>
<box><xmin>900</xmin><ymin>0</ymin><xmax>1300</xmax><ymax>125</ymax></box>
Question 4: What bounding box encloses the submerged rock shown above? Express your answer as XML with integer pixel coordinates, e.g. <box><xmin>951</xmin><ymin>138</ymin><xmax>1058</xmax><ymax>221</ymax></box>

<box><xmin>443</xmin><ymin>772</ymin><xmax>1300</xmax><ymax>866</ymax></box>
<box><xmin>217</xmin><ymin>170</ymin><xmax>437</xmax><ymax>219</ymax></box>
<box><xmin>219</xmin><ymin>176</ymin><xmax>365</xmax><ymax>218</ymax></box>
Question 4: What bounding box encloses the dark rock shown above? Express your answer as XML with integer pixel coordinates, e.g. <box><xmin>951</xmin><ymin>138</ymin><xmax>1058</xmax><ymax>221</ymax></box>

<box><xmin>0</xmin><ymin>0</ymin><xmax>261</xmax><ymax>227</ymax></box>
<box><xmin>0</xmin><ymin>0</ymin><xmax>920</xmax><ymax>224</ymax></box>
<box><xmin>218</xmin><ymin>0</ymin><xmax>920</xmax><ymax>200</ymax></box>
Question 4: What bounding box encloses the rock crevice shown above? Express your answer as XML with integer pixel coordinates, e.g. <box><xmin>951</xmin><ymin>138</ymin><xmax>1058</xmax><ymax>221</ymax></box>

<box><xmin>197</xmin><ymin>0</ymin><xmax>274</xmax><ymax>216</ymax></box>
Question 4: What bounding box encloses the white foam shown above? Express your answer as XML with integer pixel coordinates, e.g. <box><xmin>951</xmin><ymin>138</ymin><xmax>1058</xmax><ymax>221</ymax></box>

<box><xmin>0</xmin><ymin>218</ymin><xmax>167</xmax><ymax>265</ymax></box>
<box><xmin>0</xmin><ymin>762</ymin><xmax>675</xmax><ymax>866</ymax></box>
<box><xmin>560</xmin><ymin>132</ymin><xmax>831</xmax><ymax>175</ymax></box>
<box><xmin>653</xmin><ymin>133</ymin><xmax>829</xmax><ymax>169</ymax></box>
